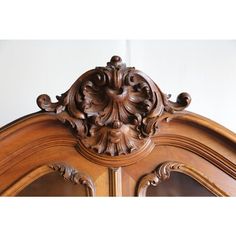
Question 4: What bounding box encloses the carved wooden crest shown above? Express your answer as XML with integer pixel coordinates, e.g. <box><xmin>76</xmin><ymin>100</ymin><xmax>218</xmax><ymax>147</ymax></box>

<box><xmin>37</xmin><ymin>56</ymin><xmax>191</xmax><ymax>157</ymax></box>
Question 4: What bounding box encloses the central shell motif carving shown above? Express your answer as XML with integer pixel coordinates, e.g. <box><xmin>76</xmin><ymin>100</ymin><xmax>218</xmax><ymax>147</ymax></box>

<box><xmin>37</xmin><ymin>56</ymin><xmax>191</xmax><ymax>156</ymax></box>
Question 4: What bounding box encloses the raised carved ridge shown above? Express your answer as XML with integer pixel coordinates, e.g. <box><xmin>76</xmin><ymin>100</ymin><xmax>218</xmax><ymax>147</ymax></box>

<box><xmin>37</xmin><ymin>56</ymin><xmax>191</xmax><ymax>157</ymax></box>
<box><xmin>49</xmin><ymin>163</ymin><xmax>95</xmax><ymax>196</ymax></box>
<box><xmin>136</xmin><ymin>161</ymin><xmax>228</xmax><ymax>197</ymax></box>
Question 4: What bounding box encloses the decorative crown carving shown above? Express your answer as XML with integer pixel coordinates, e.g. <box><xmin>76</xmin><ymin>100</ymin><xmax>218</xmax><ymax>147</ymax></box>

<box><xmin>37</xmin><ymin>56</ymin><xmax>191</xmax><ymax>157</ymax></box>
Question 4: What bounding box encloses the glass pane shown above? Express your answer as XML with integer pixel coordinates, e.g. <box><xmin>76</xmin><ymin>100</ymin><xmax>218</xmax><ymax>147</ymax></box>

<box><xmin>146</xmin><ymin>172</ymin><xmax>214</xmax><ymax>196</ymax></box>
<box><xmin>17</xmin><ymin>172</ymin><xmax>87</xmax><ymax>196</ymax></box>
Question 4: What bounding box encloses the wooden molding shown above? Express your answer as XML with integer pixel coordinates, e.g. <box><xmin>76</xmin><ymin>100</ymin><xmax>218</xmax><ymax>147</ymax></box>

<box><xmin>0</xmin><ymin>55</ymin><xmax>235</xmax><ymax>197</ymax></box>
<box><xmin>1</xmin><ymin>163</ymin><xmax>95</xmax><ymax>196</ymax></box>
<box><xmin>154</xmin><ymin>134</ymin><xmax>236</xmax><ymax>180</ymax></box>
<box><xmin>49</xmin><ymin>163</ymin><xmax>95</xmax><ymax>196</ymax></box>
<box><xmin>109</xmin><ymin>168</ymin><xmax>122</xmax><ymax>196</ymax></box>
<box><xmin>136</xmin><ymin>161</ymin><xmax>229</xmax><ymax>197</ymax></box>
<box><xmin>37</xmin><ymin>56</ymin><xmax>191</xmax><ymax>158</ymax></box>
<box><xmin>76</xmin><ymin>137</ymin><xmax>155</xmax><ymax>167</ymax></box>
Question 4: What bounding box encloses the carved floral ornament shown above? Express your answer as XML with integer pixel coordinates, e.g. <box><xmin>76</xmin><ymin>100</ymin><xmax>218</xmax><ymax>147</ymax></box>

<box><xmin>49</xmin><ymin>163</ymin><xmax>95</xmax><ymax>196</ymax></box>
<box><xmin>136</xmin><ymin>161</ymin><xmax>228</xmax><ymax>196</ymax></box>
<box><xmin>37</xmin><ymin>56</ymin><xmax>191</xmax><ymax>157</ymax></box>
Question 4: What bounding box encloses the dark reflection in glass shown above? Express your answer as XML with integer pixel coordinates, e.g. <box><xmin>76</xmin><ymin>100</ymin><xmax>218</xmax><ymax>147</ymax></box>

<box><xmin>146</xmin><ymin>172</ymin><xmax>214</xmax><ymax>196</ymax></box>
<box><xmin>18</xmin><ymin>172</ymin><xmax>87</xmax><ymax>196</ymax></box>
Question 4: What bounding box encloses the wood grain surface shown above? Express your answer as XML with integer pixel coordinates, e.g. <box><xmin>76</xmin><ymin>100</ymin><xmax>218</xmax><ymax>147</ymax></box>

<box><xmin>0</xmin><ymin>56</ymin><xmax>235</xmax><ymax>196</ymax></box>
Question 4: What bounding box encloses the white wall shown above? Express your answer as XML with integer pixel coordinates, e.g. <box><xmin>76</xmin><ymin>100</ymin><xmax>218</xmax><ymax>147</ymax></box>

<box><xmin>0</xmin><ymin>40</ymin><xmax>235</xmax><ymax>132</ymax></box>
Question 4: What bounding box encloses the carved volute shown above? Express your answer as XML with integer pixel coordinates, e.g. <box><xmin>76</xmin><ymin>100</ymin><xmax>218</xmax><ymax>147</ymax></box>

<box><xmin>37</xmin><ymin>56</ymin><xmax>191</xmax><ymax>164</ymax></box>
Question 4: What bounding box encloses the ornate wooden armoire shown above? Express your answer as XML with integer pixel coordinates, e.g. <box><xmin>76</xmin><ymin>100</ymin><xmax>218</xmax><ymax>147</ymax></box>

<box><xmin>0</xmin><ymin>56</ymin><xmax>235</xmax><ymax>196</ymax></box>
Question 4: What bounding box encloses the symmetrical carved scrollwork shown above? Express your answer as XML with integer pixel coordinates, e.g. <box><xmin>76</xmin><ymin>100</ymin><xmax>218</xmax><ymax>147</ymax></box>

<box><xmin>49</xmin><ymin>163</ymin><xmax>95</xmax><ymax>196</ymax></box>
<box><xmin>37</xmin><ymin>56</ymin><xmax>191</xmax><ymax>157</ymax></box>
<box><xmin>136</xmin><ymin>161</ymin><xmax>228</xmax><ymax>197</ymax></box>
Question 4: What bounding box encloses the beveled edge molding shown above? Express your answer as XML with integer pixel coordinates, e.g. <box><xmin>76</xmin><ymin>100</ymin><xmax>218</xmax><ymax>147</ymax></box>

<box><xmin>179</xmin><ymin>112</ymin><xmax>236</xmax><ymax>141</ymax></box>
<box><xmin>136</xmin><ymin>161</ymin><xmax>229</xmax><ymax>197</ymax></box>
<box><xmin>37</xmin><ymin>56</ymin><xmax>191</xmax><ymax>158</ymax></box>
<box><xmin>1</xmin><ymin>163</ymin><xmax>95</xmax><ymax>196</ymax></box>
<box><xmin>154</xmin><ymin>134</ymin><xmax>236</xmax><ymax>179</ymax></box>
<box><xmin>0</xmin><ymin>135</ymin><xmax>77</xmax><ymax>177</ymax></box>
<box><xmin>162</xmin><ymin>111</ymin><xmax>236</xmax><ymax>144</ymax></box>
<box><xmin>109</xmin><ymin>167</ymin><xmax>122</xmax><ymax>196</ymax></box>
<box><xmin>0</xmin><ymin>112</ymin><xmax>58</xmax><ymax>140</ymax></box>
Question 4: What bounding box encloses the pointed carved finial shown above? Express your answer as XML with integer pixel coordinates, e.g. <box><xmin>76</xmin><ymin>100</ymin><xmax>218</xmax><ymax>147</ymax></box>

<box><xmin>37</xmin><ymin>56</ymin><xmax>191</xmax><ymax>157</ymax></box>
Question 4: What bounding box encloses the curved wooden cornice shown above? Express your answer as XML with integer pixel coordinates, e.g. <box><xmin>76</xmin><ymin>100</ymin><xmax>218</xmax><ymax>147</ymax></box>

<box><xmin>0</xmin><ymin>56</ymin><xmax>235</xmax><ymax>171</ymax></box>
<box><xmin>1</xmin><ymin>163</ymin><xmax>96</xmax><ymax>196</ymax></box>
<box><xmin>161</xmin><ymin>111</ymin><xmax>236</xmax><ymax>144</ymax></box>
<box><xmin>0</xmin><ymin>108</ymin><xmax>235</xmax><ymax>170</ymax></box>
<box><xmin>136</xmin><ymin>161</ymin><xmax>229</xmax><ymax>197</ymax></box>
<box><xmin>0</xmin><ymin>56</ymin><xmax>235</xmax><ymax>196</ymax></box>
<box><xmin>155</xmin><ymin>134</ymin><xmax>236</xmax><ymax>179</ymax></box>
<box><xmin>36</xmin><ymin>56</ymin><xmax>191</xmax><ymax>159</ymax></box>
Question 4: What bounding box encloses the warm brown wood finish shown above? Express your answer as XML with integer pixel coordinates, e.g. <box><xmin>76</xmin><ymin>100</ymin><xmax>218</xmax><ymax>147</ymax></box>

<box><xmin>136</xmin><ymin>161</ymin><xmax>228</xmax><ymax>196</ymax></box>
<box><xmin>109</xmin><ymin>168</ymin><xmax>122</xmax><ymax>196</ymax></box>
<box><xmin>0</xmin><ymin>56</ymin><xmax>235</xmax><ymax>196</ymax></box>
<box><xmin>2</xmin><ymin>163</ymin><xmax>95</xmax><ymax>196</ymax></box>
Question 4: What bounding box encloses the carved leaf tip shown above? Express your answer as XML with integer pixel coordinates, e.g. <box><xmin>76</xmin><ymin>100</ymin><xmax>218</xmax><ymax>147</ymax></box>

<box><xmin>177</xmin><ymin>92</ymin><xmax>192</xmax><ymax>107</ymax></box>
<box><xmin>163</xmin><ymin>92</ymin><xmax>191</xmax><ymax>113</ymax></box>
<box><xmin>37</xmin><ymin>94</ymin><xmax>58</xmax><ymax>112</ymax></box>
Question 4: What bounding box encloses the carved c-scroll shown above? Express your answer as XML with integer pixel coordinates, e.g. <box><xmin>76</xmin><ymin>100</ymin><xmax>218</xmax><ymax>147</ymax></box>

<box><xmin>136</xmin><ymin>161</ymin><xmax>228</xmax><ymax>197</ymax></box>
<box><xmin>37</xmin><ymin>56</ymin><xmax>191</xmax><ymax>157</ymax></box>
<box><xmin>49</xmin><ymin>163</ymin><xmax>95</xmax><ymax>196</ymax></box>
<box><xmin>1</xmin><ymin>163</ymin><xmax>96</xmax><ymax>196</ymax></box>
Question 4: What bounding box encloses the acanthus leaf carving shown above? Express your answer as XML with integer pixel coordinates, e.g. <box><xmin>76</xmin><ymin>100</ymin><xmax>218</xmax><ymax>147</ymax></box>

<box><xmin>37</xmin><ymin>56</ymin><xmax>191</xmax><ymax>157</ymax></box>
<box><xmin>49</xmin><ymin>163</ymin><xmax>95</xmax><ymax>196</ymax></box>
<box><xmin>136</xmin><ymin>161</ymin><xmax>228</xmax><ymax>197</ymax></box>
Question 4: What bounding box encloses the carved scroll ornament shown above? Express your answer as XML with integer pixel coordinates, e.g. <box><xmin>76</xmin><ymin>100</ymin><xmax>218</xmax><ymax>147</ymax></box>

<box><xmin>37</xmin><ymin>56</ymin><xmax>191</xmax><ymax>157</ymax></box>
<box><xmin>136</xmin><ymin>161</ymin><xmax>228</xmax><ymax>197</ymax></box>
<box><xmin>49</xmin><ymin>163</ymin><xmax>95</xmax><ymax>196</ymax></box>
<box><xmin>1</xmin><ymin>163</ymin><xmax>96</xmax><ymax>196</ymax></box>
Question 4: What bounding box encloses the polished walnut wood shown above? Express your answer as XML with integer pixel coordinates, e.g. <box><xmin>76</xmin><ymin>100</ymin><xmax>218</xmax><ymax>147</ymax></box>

<box><xmin>136</xmin><ymin>161</ymin><xmax>228</xmax><ymax>196</ymax></box>
<box><xmin>37</xmin><ymin>55</ymin><xmax>191</xmax><ymax>161</ymax></box>
<box><xmin>0</xmin><ymin>56</ymin><xmax>235</xmax><ymax>196</ymax></box>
